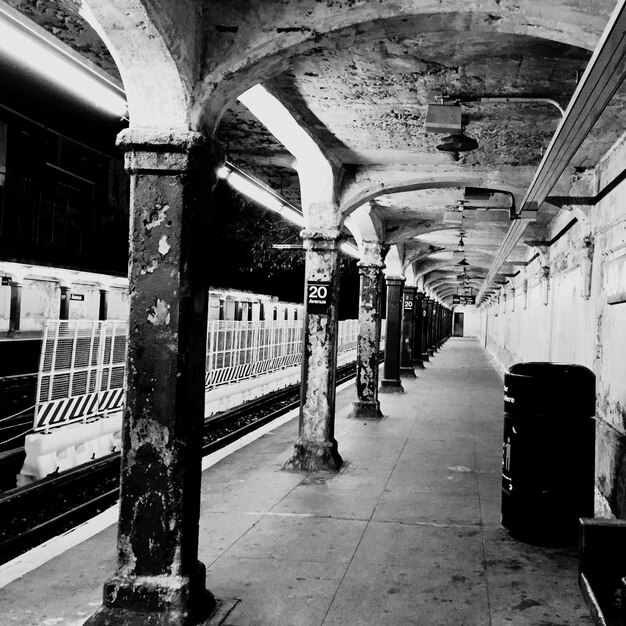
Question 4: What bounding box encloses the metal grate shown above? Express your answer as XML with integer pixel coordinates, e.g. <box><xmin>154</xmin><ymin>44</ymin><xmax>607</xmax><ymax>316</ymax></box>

<box><xmin>34</xmin><ymin>316</ymin><xmax>372</xmax><ymax>430</ymax></box>
<box><xmin>34</xmin><ymin>320</ymin><xmax>128</xmax><ymax>432</ymax></box>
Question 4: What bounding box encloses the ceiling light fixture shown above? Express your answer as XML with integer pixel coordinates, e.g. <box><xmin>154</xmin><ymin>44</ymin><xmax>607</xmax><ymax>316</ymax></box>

<box><xmin>217</xmin><ymin>162</ymin><xmax>361</xmax><ymax>259</ymax></box>
<box><xmin>218</xmin><ymin>162</ymin><xmax>305</xmax><ymax>228</ymax></box>
<box><xmin>436</xmin><ymin>132</ymin><xmax>479</xmax><ymax>154</ymax></box>
<box><xmin>0</xmin><ymin>6</ymin><xmax>127</xmax><ymax>117</ymax></box>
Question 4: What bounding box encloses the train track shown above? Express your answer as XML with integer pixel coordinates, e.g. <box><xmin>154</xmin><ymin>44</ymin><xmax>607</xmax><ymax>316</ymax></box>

<box><xmin>0</xmin><ymin>361</ymin><xmax>359</xmax><ymax>566</ymax></box>
<box><xmin>0</xmin><ymin>374</ymin><xmax>37</xmax><ymax>449</ymax></box>
<box><xmin>0</xmin><ymin>373</ymin><xmax>37</xmax><ymax>491</ymax></box>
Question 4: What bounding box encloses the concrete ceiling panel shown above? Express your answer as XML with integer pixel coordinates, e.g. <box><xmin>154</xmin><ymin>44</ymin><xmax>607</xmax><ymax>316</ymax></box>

<box><xmin>5</xmin><ymin>0</ymin><xmax>624</xmax><ymax>301</ymax></box>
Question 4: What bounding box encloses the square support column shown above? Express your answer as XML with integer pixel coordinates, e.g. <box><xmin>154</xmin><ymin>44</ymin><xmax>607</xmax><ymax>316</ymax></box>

<box><xmin>349</xmin><ymin>257</ymin><xmax>384</xmax><ymax>419</ymax></box>
<box><xmin>99</xmin><ymin>288</ymin><xmax>109</xmax><ymax>321</ymax></box>
<box><xmin>421</xmin><ymin>296</ymin><xmax>430</xmax><ymax>363</ymax></box>
<box><xmin>426</xmin><ymin>298</ymin><xmax>435</xmax><ymax>357</ymax></box>
<box><xmin>85</xmin><ymin>130</ymin><xmax>220</xmax><ymax>626</ymax></box>
<box><xmin>285</xmin><ymin>227</ymin><xmax>343</xmax><ymax>472</ymax></box>
<box><xmin>7</xmin><ymin>281</ymin><xmax>22</xmax><ymax>337</ymax></box>
<box><xmin>400</xmin><ymin>285</ymin><xmax>417</xmax><ymax>378</ymax></box>
<box><xmin>59</xmin><ymin>285</ymin><xmax>70</xmax><ymax>320</ymax></box>
<box><xmin>412</xmin><ymin>292</ymin><xmax>425</xmax><ymax>369</ymax></box>
<box><xmin>380</xmin><ymin>275</ymin><xmax>405</xmax><ymax>393</ymax></box>
<box><xmin>435</xmin><ymin>303</ymin><xmax>442</xmax><ymax>347</ymax></box>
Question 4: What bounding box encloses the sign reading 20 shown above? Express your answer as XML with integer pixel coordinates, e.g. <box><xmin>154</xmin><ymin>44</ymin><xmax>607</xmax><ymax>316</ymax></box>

<box><xmin>307</xmin><ymin>282</ymin><xmax>332</xmax><ymax>314</ymax></box>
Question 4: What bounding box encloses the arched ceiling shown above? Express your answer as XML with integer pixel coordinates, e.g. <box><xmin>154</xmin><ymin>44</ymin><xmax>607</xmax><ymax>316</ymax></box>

<box><xmin>214</xmin><ymin>4</ymin><xmax>623</xmax><ymax>304</ymax></box>
<box><xmin>6</xmin><ymin>0</ymin><xmax>625</xmax><ymax>305</ymax></box>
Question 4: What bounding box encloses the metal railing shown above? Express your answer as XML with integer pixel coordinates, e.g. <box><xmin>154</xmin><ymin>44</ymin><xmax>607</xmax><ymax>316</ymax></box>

<box><xmin>33</xmin><ymin>317</ymin><xmax>381</xmax><ymax>431</ymax></box>
<box><xmin>338</xmin><ymin>319</ymin><xmax>358</xmax><ymax>355</ymax></box>
<box><xmin>205</xmin><ymin>320</ymin><xmax>303</xmax><ymax>389</ymax></box>
<box><xmin>204</xmin><ymin>318</ymin><xmax>362</xmax><ymax>390</ymax></box>
<box><xmin>34</xmin><ymin>320</ymin><xmax>127</xmax><ymax>433</ymax></box>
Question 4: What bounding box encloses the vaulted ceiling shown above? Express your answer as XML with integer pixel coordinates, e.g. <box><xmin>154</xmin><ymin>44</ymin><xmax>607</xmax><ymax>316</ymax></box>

<box><xmin>5</xmin><ymin>0</ymin><xmax>624</xmax><ymax>304</ymax></box>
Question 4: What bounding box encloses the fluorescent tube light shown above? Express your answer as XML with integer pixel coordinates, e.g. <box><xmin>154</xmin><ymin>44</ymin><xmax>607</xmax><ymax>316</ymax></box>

<box><xmin>339</xmin><ymin>241</ymin><xmax>361</xmax><ymax>259</ymax></box>
<box><xmin>0</xmin><ymin>9</ymin><xmax>127</xmax><ymax>117</ymax></box>
<box><xmin>219</xmin><ymin>163</ymin><xmax>305</xmax><ymax>228</ymax></box>
<box><xmin>219</xmin><ymin>163</ymin><xmax>360</xmax><ymax>259</ymax></box>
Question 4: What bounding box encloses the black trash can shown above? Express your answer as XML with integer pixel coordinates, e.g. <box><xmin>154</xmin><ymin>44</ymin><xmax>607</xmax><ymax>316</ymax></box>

<box><xmin>501</xmin><ymin>362</ymin><xmax>595</xmax><ymax>545</ymax></box>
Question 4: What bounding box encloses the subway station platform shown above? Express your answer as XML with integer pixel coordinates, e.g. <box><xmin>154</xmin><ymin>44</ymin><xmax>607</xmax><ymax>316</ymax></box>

<box><xmin>0</xmin><ymin>338</ymin><xmax>591</xmax><ymax>625</ymax></box>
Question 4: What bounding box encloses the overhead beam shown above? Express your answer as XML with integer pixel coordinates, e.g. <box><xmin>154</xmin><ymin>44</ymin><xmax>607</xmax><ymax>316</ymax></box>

<box><xmin>477</xmin><ymin>0</ymin><xmax>626</xmax><ymax>303</ymax></box>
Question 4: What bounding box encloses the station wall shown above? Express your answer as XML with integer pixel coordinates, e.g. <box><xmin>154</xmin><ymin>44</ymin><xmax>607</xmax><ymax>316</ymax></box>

<box><xmin>478</xmin><ymin>131</ymin><xmax>626</xmax><ymax>519</ymax></box>
<box><xmin>457</xmin><ymin>307</ymin><xmax>481</xmax><ymax>337</ymax></box>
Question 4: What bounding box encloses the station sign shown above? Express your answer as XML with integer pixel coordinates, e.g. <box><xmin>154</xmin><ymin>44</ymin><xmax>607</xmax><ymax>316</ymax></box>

<box><xmin>307</xmin><ymin>282</ymin><xmax>331</xmax><ymax>314</ymax></box>
<box><xmin>453</xmin><ymin>294</ymin><xmax>476</xmax><ymax>305</ymax></box>
<box><xmin>1</xmin><ymin>276</ymin><xmax>10</xmax><ymax>286</ymax></box>
<box><xmin>606</xmin><ymin>250</ymin><xmax>626</xmax><ymax>305</ymax></box>
<box><xmin>403</xmin><ymin>297</ymin><xmax>414</xmax><ymax>310</ymax></box>
<box><xmin>70</xmin><ymin>293</ymin><xmax>85</xmax><ymax>301</ymax></box>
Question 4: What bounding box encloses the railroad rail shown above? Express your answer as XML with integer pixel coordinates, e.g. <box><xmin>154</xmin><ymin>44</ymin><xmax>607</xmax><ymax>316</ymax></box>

<box><xmin>0</xmin><ymin>317</ymin><xmax>374</xmax><ymax>484</ymax></box>
<box><xmin>0</xmin><ymin>359</ymin><xmax>363</xmax><ymax>566</ymax></box>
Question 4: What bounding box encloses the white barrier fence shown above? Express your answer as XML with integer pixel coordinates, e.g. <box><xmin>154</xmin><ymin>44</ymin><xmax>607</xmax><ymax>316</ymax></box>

<box><xmin>32</xmin><ymin>318</ymin><xmax>369</xmax><ymax>433</ymax></box>
<box><xmin>205</xmin><ymin>320</ymin><xmax>303</xmax><ymax>389</ymax></box>
<box><xmin>205</xmin><ymin>318</ymin><xmax>360</xmax><ymax>390</ymax></box>
<box><xmin>20</xmin><ymin>317</ymin><xmax>380</xmax><ymax>483</ymax></box>
<box><xmin>34</xmin><ymin>320</ymin><xmax>127</xmax><ymax>433</ymax></box>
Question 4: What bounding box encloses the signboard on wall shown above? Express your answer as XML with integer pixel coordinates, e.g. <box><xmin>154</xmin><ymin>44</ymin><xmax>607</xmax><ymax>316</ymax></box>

<box><xmin>307</xmin><ymin>282</ymin><xmax>331</xmax><ymax>314</ymax></box>
<box><xmin>1</xmin><ymin>277</ymin><xmax>10</xmax><ymax>286</ymax></box>
<box><xmin>453</xmin><ymin>295</ymin><xmax>476</xmax><ymax>305</ymax></box>
<box><xmin>606</xmin><ymin>246</ymin><xmax>626</xmax><ymax>305</ymax></box>
<box><xmin>70</xmin><ymin>293</ymin><xmax>85</xmax><ymax>302</ymax></box>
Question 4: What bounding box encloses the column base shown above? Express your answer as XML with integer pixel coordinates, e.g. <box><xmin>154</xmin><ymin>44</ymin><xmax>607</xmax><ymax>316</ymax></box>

<box><xmin>427</xmin><ymin>349</ymin><xmax>435</xmax><ymax>357</ymax></box>
<box><xmin>349</xmin><ymin>400</ymin><xmax>383</xmax><ymax>419</ymax></box>
<box><xmin>379</xmin><ymin>379</ymin><xmax>404</xmax><ymax>393</ymax></box>
<box><xmin>399</xmin><ymin>367</ymin><xmax>416</xmax><ymax>378</ymax></box>
<box><xmin>6</xmin><ymin>329</ymin><xmax>20</xmax><ymax>338</ymax></box>
<box><xmin>85</xmin><ymin>562</ymin><xmax>214</xmax><ymax>626</ymax></box>
<box><xmin>284</xmin><ymin>439</ymin><xmax>343</xmax><ymax>472</ymax></box>
<box><xmin>421</xmin><ymin>352</ymin><xmax>430</xmax><ymax>362</ymax></box>
<box><xmin>412</xmin><ymin>359</ymin><xmax>425</xmax><ymax>369</ymax></box>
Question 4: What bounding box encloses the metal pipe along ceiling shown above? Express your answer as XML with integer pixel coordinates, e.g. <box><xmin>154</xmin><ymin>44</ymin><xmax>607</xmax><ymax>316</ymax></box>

<box><xmin>477</xmin><ymin>0</ymin><xmax>626</xmax><ymax>304</ymax></box>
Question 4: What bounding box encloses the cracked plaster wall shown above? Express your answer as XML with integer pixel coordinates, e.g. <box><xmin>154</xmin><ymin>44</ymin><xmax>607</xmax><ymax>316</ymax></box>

<box><xmin>478</xmin><ymin>131</ymin><xmax>626</xmax><ymax>519</ymax></box>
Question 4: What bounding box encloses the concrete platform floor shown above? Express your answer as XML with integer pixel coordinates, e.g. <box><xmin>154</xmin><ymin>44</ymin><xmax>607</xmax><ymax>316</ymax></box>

<box><xmin>0</xmin><ymin>337</ymin><xmax>592</xmax><ymax>625</ymax></box>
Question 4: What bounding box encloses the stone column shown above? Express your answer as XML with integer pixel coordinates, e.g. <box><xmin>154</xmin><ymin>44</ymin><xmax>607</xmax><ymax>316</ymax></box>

<box><xmin>400</xmin><ymin>285</ymin><xmax>416</xmax><ymax>378</ymax></box>
<box><xmin>438</xmin><ymin>305</ymin><xmax>444</xmax><ymax>345</ymax></box>
<box><xmin>421</xmin><ymin>296</ymin><xmax>430</xmax><ymax>362</ymax></box>
<box><xmin>380</xmin><ymin>275</ymin><xmax>405</xmax><ymax>393</ymax></box>
<box><xmin>7</xmin><ymin>281</ymin><xmax>22</xmax><ymax>337</ymax></box>
<box><xmin>86</xmin><ymin>130</ymin><xmax>219</xmax><ymax>626</ymax></box>
<box><xmin>59</xmin><ymin>285</ymin><xmax>70</xmax><ymax>320</ymax></box>
<box><xmin>439</xmin><ymin>307</ymin><xmax>444</xmax><ymax>343</ymax></box>
<box><xmin>412</xmin><ymin>291</ymin><xmax>425</xmax><ymax>369</ymax></box>
<box><xmin>349</xmin><ymin>243</ymin><xmax>384</xmax><ymax>419</ymax></box>
<box><xmin>426</xmin><ymin>298</ymin><xmax>435</xmax><ymax>357</ymax></box>
<box><xmin>285</xmin><ymin>227</ymin><xmax>343</xmax><ymax>471</ymax></box>
<box><xmin>99</xmin><ymin>289</ymin><xmax>108</xmax><ymax>321</ymax></box>
<box><xmin>436</xmin><ymin>303</ymin><xmax>443</xmax><ymax>347</ymax></box>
